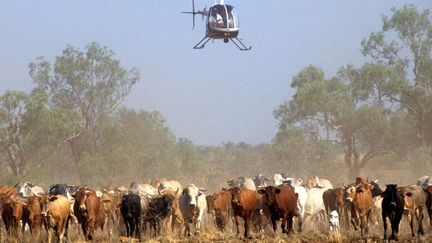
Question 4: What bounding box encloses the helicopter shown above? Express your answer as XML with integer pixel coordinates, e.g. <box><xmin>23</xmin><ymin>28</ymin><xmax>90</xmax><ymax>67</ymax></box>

<box><xmin>182</xmin><ymin>0</ymin><xmax>251</xmax><ymax>51</ymax></box>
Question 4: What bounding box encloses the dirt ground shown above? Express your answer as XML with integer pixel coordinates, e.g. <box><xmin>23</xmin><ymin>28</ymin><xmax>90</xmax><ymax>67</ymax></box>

<box><xmin>1</xmin><ymin>214</ymin><xmax>432</xmax><ymax>242</ymax></box>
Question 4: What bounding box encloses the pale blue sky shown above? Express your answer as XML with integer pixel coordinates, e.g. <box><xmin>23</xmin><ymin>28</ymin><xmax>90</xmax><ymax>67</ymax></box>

<box><xmin>0</xmin><ymin>1</ymin><xmax>430</xmax><ymax>145</ymax></box>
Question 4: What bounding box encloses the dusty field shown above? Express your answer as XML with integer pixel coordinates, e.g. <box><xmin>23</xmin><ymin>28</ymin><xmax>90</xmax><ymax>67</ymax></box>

<box><xmin>2</xmin><ymin>216</ymin><xmax>432</xmax><ymax>243</ymax></box>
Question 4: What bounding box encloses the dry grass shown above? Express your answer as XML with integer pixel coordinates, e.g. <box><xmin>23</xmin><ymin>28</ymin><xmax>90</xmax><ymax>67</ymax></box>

<box><xmin>2</xmin><ymin>216</ymin><xmax>432</xmax><ymax>243</ymax></box>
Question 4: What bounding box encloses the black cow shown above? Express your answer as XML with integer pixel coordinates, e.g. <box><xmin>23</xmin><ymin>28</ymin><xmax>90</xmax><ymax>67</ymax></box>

<box><xmin>143</xmin><ymin>194</ymin><xmax>175</xmax><ymax>236</ymax></box>
<box><xmin>120</xmin><ymin>194</ymin><xmax>141</xmax><ymax>238</ymax></box>
<box><xmin>381</xmin><ymin>184</ymin><xmax>404</xmax><ymax>241</ymax></box>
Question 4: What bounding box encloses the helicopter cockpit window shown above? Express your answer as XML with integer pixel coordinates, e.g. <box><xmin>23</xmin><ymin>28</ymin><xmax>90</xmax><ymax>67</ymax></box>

<box><xmin>209</xmin><ymin>5</ymin><xmax>239</xmax><ymax>29</ymax></box>
<box><xmin>209</xmin><ymin>5</ymin><xmax>226</xmax><ymax>28</ymax></box>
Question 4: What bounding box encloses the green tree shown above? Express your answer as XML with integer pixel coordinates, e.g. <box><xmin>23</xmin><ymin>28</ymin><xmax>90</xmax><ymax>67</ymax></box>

<box><xmin>0</xmin><ymin>90</ymin><xmax>81</xmax><ymax>177</ymax></box>
<box><xmin>29</xmin><ymin>42</ymin><xmax>140</xmax><ymax>183</ymax></box>
<box><xmin>361</xmin><ymin>5</ymin><xmax>432</xmax><ymax>146</ymax></box>
<box><xmin>274</xmin><ymin>66</ymin><xmax>401</xmax><ymax>179</ymax></box>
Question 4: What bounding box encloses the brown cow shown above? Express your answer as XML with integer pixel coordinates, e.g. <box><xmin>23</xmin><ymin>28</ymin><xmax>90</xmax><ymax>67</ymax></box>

<box><xmin>22</xmin><ymin>195</ymin><xmax>43</xmax><ymax>235</ymax></box>
<box><xmin>41</xmin><ymin>194</ymin><xmax>70</xmax><ymax>243</ymax></box>
<box><xmin>209</xmin><ymin>189</ymin><xmax>233</xmax><ymax>231</ymax></box>
<box><xmin>100</xmin><ymin>192</ymin><xmax>121</xmax><ymax>236</ymax></box>
<box><xmin>158</xmin><ymin>187</ymin><xmax>184</xmax><ymax>235</ymax></box>
<box><xmin>425</xmin><ymin>185</ymin><xmax>432</xmax><ymax>231</ymax></box>
<box><xmin>345</xmin><ymin>178</ymin><xmax>374</xmax><ymax>237</ymax></box>
<box><xmin>323</xmin><ymin>188</ymin><xmax>347</xmax><ymax>230</ymax></box>
<box><xmin>229</xmin><ymin>187</ymin><xmax>257</xmax><ymax>239</ymax></box>
<box><xmin>1</xmin><ymin>195</ymin><xmax>25</xmax><ymax>236</ymax></box>
<box><xmin>74</xmin><ymin>187</ymin><xmax>106</xmax><ymax>241</ymax></box>
<box><xmin>399</xmin><ymin>185</ymin><xmax>427</xmax><ymax>236</ymax></box>
<box><xmin>258</xmin><ymin>185</ymin><xmax>297</xmax><ymax>236</ymax></box>
<box><xmin>253</xmin><ymin>192</ymin><xmax>271</xmax><ymax>234</ymax></box>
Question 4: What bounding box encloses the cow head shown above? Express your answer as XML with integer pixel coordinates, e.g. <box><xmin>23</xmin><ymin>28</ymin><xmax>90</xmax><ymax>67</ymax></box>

<box><xmin>257</xmin><ymin>186</ymin><xmax>278</xmax><ymax>206</ymax></box>
<box><xmin>182</xmin><ymin>184</ymin><xmax>205</xmax><ymax>208</ymax></box>
<box><xmin>15</xmin><ymin>181</ymin><xmax>31</xmax><ymax>197</ymax></box>
<box><xmin>75</xmin><ymin>188</ymin><xmax>93</xmax><ymax>214</ymax></box>
<box><xmin>344</xmin><ymin>184</ymin><xmax>356</xmax><ymax>202</ymax></box>
<box><xmin>381</xmin><ymin>184</ymin><xmax>402</xmax><ymax>207</ymax></box>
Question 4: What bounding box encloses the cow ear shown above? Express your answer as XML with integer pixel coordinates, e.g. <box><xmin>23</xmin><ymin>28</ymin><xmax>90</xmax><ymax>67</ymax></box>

<box><xmin>257</xmin><ymin>189</ymin><xmax>265</xmax><ymax>195</ymax></box>
<box><xmin>405</xmin><ymin>192</ymin><xmax>413</xmax><ymax>197</ymax></box>
<box><xmin>275</xmin><ymin>188</ymin><xmax>281</xmax><ymax>194</ymax></box>
<box><xmin>181</xmin><ymin>189</ymin><xmax>187</xmax><ymax>195</ymax></box>
<box><xmin>380</xmin><ymin>192</ymin><xmax>386</xmax><ymax>198</ymax></box>
<box><xmin>28</xmin><ymin>182</ymin><xmax>35</xmax><ymax>187</ymax></box>
<box><xmin>49</xmin><ymin>195</ymin><xmax>58</xmax><ymax>202</ymax></box>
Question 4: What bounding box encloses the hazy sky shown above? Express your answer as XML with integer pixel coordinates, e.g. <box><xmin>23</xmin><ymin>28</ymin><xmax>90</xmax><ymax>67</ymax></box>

<box><xmin>0</xmin><ymin>1</ymin><xmax>430</xmax><ymax>145</ymax></box>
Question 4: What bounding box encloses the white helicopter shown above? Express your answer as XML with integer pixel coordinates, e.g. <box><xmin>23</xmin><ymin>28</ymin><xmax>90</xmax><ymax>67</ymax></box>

<box><xmin>182</xmin><ymin>0</ymin><xmax>251</xmax><ymax>51</ymax></box>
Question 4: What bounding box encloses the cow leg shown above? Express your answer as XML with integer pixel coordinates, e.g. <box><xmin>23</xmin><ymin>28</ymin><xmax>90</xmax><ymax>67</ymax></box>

<box><xmin>297</xmin><ymin>214</ymin><xmax>303</xmax><ymax>233</ymax></box>
<box><xmin>418</xmin><ymin>209</ymin><xmax>424</xmax><ymax>235</ymax></box>
<box><xmin>287</xmin><ymin>214</ymin><xmax>294</xmax><ymax>235</ymax></box>
<box><xmin>244</xmin><ymin>212</ymin><xmax>253</xmax><ymax>239</ymax></box>
<box><xmin>382</xmin><ymin>213</ymin><xmax>388</xmax><ymax>241</ymax></box>
<box><xmin>271</xmin><ymin>215</ymin><xmax>277</xmax><ymax>236</ymax></box>
<box><xmin>234</xmin><ymin>215</ymin><xmax>240</xmax><ymax>236</ymax></box>
<box><xmin>409</xmin><ymin>212</ymin><xmax>415</xmax><ymax>237</ymax></box>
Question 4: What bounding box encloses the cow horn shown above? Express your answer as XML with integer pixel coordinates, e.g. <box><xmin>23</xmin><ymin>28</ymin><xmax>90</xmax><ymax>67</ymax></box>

<box><xmin>367</xmin><ymin>176</ymin><xmax>370</xmax><ymax>183</ymax></box>
<box><xmin>297</xmin><ymin>179</ymin><xmax>303</xmax><ymax>185</ymax></box>
<box><xmin>356</xmin><ymin>184</ymin><xmax>362</xmax><ymax>189</ymax></box>
<box><xmin>343</xmin><ymin>183</ymin><xmax>347</xmax><ymax>188</ymax></box>
<box><xmin>199</xmin><ymin>188</ymin><xmax>207</xmax><ymax>192</ymax></box>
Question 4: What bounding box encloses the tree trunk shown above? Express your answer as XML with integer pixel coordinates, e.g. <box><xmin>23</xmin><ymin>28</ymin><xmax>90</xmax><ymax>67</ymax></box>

<box><xmin>69</xmin><ymin>140</ymin><xmax>85</xmax><ymax>184</ymax></box>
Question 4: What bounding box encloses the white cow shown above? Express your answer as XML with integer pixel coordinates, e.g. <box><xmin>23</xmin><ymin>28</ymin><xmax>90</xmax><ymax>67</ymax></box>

<box><xmin>15</xmin><ymin>181</ymin><xmax>44</xmax><ymax>197</ymax></box>
<box><xmin>272</xmin><ymin>173</ymin><xmax>286</xmax><ymax>187</ymax></box>
<box><xmin>130</xmin><ymin>182</ymin><xmax>159</xmax><ymax>198</ymax></box>
<box><xmin>179</xmin><ymin>184</ymin><xmax>207</xmax><ymax>236</ymax></box>
<box><xmin>304</xmin><ymin>187</ymin><xmax>327</xmax><ymax>230</ymax></box>
<box><xmin>306</xmin><ymin>176</ymin><xmax>333</xmax><ymax>190</ymax></box>
<box><xmin>416</xmin><ymin>175</ymin><xmax>431</xmax><ymax>190</ymax></box>
<box><xmin>240</xmin><ymin>177</ymin><xmax>256</xmax><ymax>191</ymax></box>
<box><xmin>158</xmin><ymin>180</ymin><xmax>183</xmax><ymax>195</ymax></box>
<box><xmin>285</xmin><ymin>177</ymin><xmax>308</xmax><ymax>232</ymax></box>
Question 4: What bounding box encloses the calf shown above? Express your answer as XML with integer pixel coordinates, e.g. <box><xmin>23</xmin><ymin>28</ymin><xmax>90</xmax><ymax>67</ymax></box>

<box><xmin>230</xmin><ymin>187</ymin><xmax>257</xmax><ymax>239</ymax></box>
<box><xmin>120</xmin><ymin>193</ymin><xmax>141</xmax><ymax>238</ymax></box>
<box><xmin>179</xmin><ymin>184</ymin><xmax>207</xmax><ymax>236</ymax></box>
<box><xmin>258</xmin><ymin>185</ymin><xmax>297</xmax><ymax>236</ymax></box>
<box><xmin>73</xmin><ymin>187</ymin><xmax>106</xmax><ymax>241</ymax></box>
<box><xmin>41</xmin><ymin>194</ymin><xmax>70</xmax><ymax>243</ymax></box>
<box><xmin>381</xmin><ymin>184</ymin><xmax>404</xmax><ymax>241</ymax></box>
<box><xmin>144</xmin><ymin>194</ymin><xmax>175</xmax><ymax>236</ymax></box>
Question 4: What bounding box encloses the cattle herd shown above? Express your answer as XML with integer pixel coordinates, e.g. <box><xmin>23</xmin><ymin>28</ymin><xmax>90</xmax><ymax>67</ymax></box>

<box><xmin>1</xmin><ymin>174</ymin><xmax>432</xmax><ymax>242</ymax></box>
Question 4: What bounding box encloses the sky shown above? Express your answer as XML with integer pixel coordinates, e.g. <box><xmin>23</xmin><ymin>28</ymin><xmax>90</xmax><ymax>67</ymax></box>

<box><xmin>0</xmin><ymin>1</ymin><xmax>430</xmax><ymax>146</ymax></box>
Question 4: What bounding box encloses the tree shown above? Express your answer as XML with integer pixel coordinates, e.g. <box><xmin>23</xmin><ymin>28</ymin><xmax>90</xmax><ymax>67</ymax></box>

<box><xmin>361</xmin><ymin>5</ymin><xmax>432</xmax><ymax>146</ymax></box>
<box><xmin>274</xmin><ymin>65</ymin><xmax>402</xmax><ymax>179</ymax></box>
<box><xmin>29</xmin><ymin>42</ymin><xmax>140</xmax><ymax>183</ymax></box>
<box><xmin>0</xmin><ymin>90</ymin><xmax>81</xmax><ymax>177</ymax></box>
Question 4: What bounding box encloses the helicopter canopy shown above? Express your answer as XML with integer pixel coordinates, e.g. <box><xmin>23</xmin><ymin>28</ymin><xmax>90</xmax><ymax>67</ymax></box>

<box><xmin>208</xmin><ymin>4</ymin><xmax>239</xmax><ymax>30</ymax></box>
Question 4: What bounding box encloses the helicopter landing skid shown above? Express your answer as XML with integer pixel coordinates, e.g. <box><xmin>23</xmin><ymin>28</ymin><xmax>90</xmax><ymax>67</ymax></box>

<box><xmin>230</xmin><ymin>37</ymin><xmax>252</xmax><ymax>51</ymax></box>
<box><xmin>193</xmin><ymin>36</ymin><xmax>252</xmax><ymax>51</ymax></box>
<box><xmin>193</xmin><ymin>36</ymin><xmax>212</xmax><ymax>49</ymax></box>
